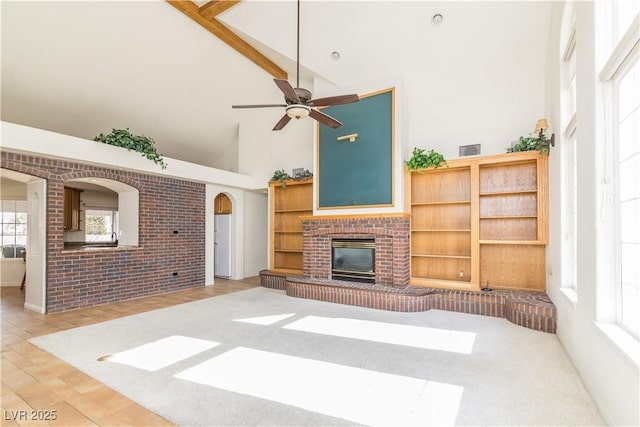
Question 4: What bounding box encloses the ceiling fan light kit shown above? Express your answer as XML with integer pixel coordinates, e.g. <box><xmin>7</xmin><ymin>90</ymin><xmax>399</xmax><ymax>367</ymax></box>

<box><xmin>286</xmin><ymin>104</ymin><xmax>311</xmax><ymax>119</ymax></box>
<box><xmin>231</xmin><ymin>0</ymin><xmax>360</xmax><ymax>131</ymax></box>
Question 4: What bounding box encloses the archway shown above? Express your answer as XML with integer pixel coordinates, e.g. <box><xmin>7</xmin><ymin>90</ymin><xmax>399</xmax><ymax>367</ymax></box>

<box><xmin>1</xmin><ymin>169</ymin><xmax>47</xmax><ymax>313</ymax></box>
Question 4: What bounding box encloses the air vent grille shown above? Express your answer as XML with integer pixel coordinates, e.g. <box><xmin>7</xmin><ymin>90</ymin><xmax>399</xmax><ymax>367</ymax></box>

<box><xmin>459</xmin><ymin>144</ymin><xmax>481</xmax><ymax>156</ymax></box>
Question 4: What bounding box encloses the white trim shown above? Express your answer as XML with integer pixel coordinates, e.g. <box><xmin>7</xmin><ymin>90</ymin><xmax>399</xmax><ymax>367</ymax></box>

<box><xmin>559</xmin><ymin>287</ymin><xmax>578</xmax><ymax>307</ymax></box>
<box><xmin>563</xmin><ymin>113</ymin><xmax>577</xmax><ymax>138</ymax></box>
<box><xmin>599</xmin><ymin>13</ymin><xmax>640</xmax><ymax>81</ymax></box>
<box><xmin>594</xmin><ymin>322</ymin><xmax>640</xmax><ymax>373</ymax></box>
<box><xmin>24</xmin><ymin>301</ymin><xmax>45</xmax><ymax>314</ymax></box>
<box><xmin>562</xmin><ymin>27</ymin><xmax>576</xmax><ymax>62</ymax></box>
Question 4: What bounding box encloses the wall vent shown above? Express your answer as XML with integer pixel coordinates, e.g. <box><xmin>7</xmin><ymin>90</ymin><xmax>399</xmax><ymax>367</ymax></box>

<box><xmin>459</xmin><ymin>144</ymin><xmax>481</xmax><ymax>156</ymax></box>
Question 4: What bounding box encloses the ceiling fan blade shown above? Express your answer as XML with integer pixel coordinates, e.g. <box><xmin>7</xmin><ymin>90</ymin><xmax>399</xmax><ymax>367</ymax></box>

<box><xmin>273</xmin><ymin>114</ymin><xmax>292</xmax><ymax>131</ymax></box>
<box><xmin>232</xmin><ymin>104</ymin><xmax>287</xmax><ymax>109</ymax></box>
<box><xmin>274</xmin><ymin>79</ymin><xmax>300</xmax><ymax>103</ymax></box>
<box><xmin>309</xmin><ymin>109</ymin><xmax>342</xmax><ymax>129</ymax></box>
<box><xmin>308</xmin><ymin>94</ymin><xmax>360</xmax><ymax>107</ymax></box>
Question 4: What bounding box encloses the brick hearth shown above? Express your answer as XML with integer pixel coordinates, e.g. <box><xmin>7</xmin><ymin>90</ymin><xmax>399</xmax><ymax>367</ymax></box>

<box><xmin>259</xmin><ymin>270</ymin><xmax>557</xmax><ymax>333</ymax></box>
<box><xmin>301</xmin><ymin>214</ymin><xmax>411</xmax><ymax>287</ymax></box>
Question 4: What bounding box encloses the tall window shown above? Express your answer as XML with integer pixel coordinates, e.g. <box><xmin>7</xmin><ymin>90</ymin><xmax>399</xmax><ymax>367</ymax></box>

<box><xmin>562</xmin><ymin>13</ymin><xmax>578</xmax><ymax>291</ymax></box>
<box><xmin>615</xmin><ymin>58</ymin><xmax>639</xmax><ymax>337</ymax></box>
<box><xmin>1</xmin><ymin>200</ymin><xmax>27</xmax><ymax>258</ymax></box>
<box><xmin>598</xmin><ymin>0</ymin><xmax>640</xmax><ymax>338</ymax></box>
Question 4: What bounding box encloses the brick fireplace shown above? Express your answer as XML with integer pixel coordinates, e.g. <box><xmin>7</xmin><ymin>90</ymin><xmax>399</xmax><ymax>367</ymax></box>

<box><xmin>301</xmin><ymin>214</ymin><xmax>411</xmax><ymax>288</ymax></box>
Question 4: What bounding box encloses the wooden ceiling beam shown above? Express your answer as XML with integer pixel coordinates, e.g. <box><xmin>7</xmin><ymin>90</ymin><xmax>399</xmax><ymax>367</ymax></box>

<box><xmin>166</xmin><ymin>0</ymin><xmax>287</xmax><ymax>79</ymax></box>
<box><xmin>199</xmin><ymin>1</ymin><xmax>240</xmax><ymax>21</ymax></box>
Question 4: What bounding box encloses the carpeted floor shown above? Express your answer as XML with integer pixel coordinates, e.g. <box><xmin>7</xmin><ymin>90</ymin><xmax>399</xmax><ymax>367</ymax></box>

<box><xmin>29</xmin><ymin>287</ymin><xmax>604</xmax><ymax>426</ymax></box>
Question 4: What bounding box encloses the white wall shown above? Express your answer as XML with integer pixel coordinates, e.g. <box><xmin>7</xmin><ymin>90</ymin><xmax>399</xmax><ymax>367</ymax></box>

<box><xmin>1</xmin><ymin>178</ymin><xmax>27</xmax><ymax>199</ymax></box>
<box><xmin>237</xmin><ymin>97</ymin><xmax>315</xmax><ymax>186</ymax></box>
<box><xmin>1</xmin><ymin>176</ymin><xmax>27</xmax><ymax>287</ymax></box>
<box><xmin>545</xmin><ymin>3</ymin><xmax>639</xmax><ymax>426</ymax></box>
<box><xmin>1</xmin><ymin>259</ymin><xmax>25</xmax><ymax>287</ymax></box>
<box><xmin>243</xmin><ymin>190</ymin><xmax>268</xmax><ymax>277</ymax></box>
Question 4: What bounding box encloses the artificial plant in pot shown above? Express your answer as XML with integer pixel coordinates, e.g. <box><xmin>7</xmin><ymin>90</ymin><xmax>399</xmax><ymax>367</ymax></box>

<box><xmin>93</xmin><ymin>128</ymin><xmax>167</xmax><ymax>168</ymax></box>
<box><xmin>506</xmin><ymin>134</ymin><xmax>553</xmax><ymax>154</ymax></box>
<box><xmin>270</xmin><ymin>168</ymin><xmax>313</xmax><ymax>188</ymax></box>
<box><xmin>405</xmin><ymin>147</ymin><xmax>447</xmax><ymax>171</ymax></box>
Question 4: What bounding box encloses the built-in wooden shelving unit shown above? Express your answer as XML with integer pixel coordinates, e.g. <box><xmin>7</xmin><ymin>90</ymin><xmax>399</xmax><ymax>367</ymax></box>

<box><xmin>406</xmin><ymin>151</ymin><xmax>548</xmax><ymax>292</ymax></box>
<box><xmin>269</xmin><ymin>179</ymin><xmax>313</xmax><ymax>275</ymax></box>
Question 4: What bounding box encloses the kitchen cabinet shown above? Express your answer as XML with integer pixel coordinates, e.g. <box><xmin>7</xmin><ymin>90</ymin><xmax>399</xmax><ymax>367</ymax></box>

<box><xmin>64</xmin><ymin>187</ymin><xmax>82</xmax><ymax>231</ymax></box>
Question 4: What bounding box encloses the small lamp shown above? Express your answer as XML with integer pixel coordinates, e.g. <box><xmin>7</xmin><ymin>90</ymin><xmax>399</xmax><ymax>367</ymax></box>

<box><xmin>286</xmin><ymin>104</ymin><xmax>311</xmax><ymax>120</ymax></box>
<box><xmin>534</xmin><ymin>118</ymin><xmax>555</xmax><ymax>147</ymax></box>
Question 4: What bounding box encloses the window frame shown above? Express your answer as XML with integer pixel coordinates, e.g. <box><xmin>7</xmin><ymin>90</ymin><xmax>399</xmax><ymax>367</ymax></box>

<box><xmin>596</xmin><ymin>1</ymin><xmax>640</xmax><ymax>341</ymax></box>
<box><xmin>1</xmin><ymin>200</ymin><xmax>28</xmax><ymax>258</ymax></box>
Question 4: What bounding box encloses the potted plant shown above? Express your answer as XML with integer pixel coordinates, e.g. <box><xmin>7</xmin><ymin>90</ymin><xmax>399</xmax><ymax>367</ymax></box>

<box><xmin>270</xmin><ymin>169</ymin><xmax>313</xmax><ymax>188</ymax></box>
<box><xmin>405</xmin><ymin>147</ymin><xmax>447</xmax><ymax>171</ymax></box>
<box><xmin>94</xmin><ymin>128</ymin><xmax>167</xmax><ymax>168</ymax></box>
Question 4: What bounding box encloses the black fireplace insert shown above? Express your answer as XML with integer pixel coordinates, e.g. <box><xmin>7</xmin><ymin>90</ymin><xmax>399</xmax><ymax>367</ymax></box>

<box><xmin>331</xmin><ymin>238</ymin><xmax>375</xmax><ymax>283</ymax></box>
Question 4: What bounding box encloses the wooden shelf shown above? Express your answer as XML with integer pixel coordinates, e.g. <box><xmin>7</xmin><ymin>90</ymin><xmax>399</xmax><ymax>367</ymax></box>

<box><xmin>412</xmin><ymin>228</ymin><xmax>471</xmax><ymax>232</ymax></box>
<box><xmin>407</xmin><ymin>151</ymin><xmax>548</xmax><ymax>292</ymax></box>
<box><xmin>411</xmin><ymin>200</ymin><xmax>470</xmax><ymax>206</ymax></box>
<box><xmin>270</xmin><ymin>179</ymin><xmax>312</xmax><ymax>274</ymax></box>
<box><xmin>412</xmin><ymin>254</ymin><xmax>471</xmax><ymax>260</ymax></box>
<box><xmin>479</xmin><ymin>190</ymin><xmax>537</xmax><ymax>196</ymax></box>
<box><xmin>480</xmin><ymin>240</ymin><xmax>546</xmax><ymax>245</ymax></box>
<box><xmin>480</xmin><ymin>215</ymin><xmax>538</xmax><ymax>219</ymax></box>
<box><xmin>274</xmin><ymin>208</ymin><xmax>313</xmax><ymax>213</ymax></box>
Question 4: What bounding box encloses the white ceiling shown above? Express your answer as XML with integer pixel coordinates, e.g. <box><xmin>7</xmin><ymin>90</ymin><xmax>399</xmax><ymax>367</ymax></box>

<box><xmin>1</xmin><ymin>1</ymin><xmax>551</xmax><ymax>169</ymax></box>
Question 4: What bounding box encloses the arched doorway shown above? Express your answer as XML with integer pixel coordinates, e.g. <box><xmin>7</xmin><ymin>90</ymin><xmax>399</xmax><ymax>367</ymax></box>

<box><xmin>1</xmin><ymin>169</ymin><xmax>47</xmax><ymax>313</ymax></box>
<box><xmin>214</xmin><ymin>193</ymin><xmax>232</xmax><ymax>279</ymax></box>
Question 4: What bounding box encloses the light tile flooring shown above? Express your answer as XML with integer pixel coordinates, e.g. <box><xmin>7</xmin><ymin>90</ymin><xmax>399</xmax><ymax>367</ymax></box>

<box><xmin>1</xmin><ymin>278</ymin><xmax>260</xmax><ymax>426</ymax></box>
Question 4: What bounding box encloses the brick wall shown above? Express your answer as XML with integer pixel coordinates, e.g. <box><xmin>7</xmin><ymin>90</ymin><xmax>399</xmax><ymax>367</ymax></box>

<box><xmin>302</xmin><ymin>215</ymin><xmax>411</xmax><ymax>287</ymax></box>
<box><xmin>1</xmin><ymin>151</ymin><xmax>206</xmax><ymax>312</ymax></box>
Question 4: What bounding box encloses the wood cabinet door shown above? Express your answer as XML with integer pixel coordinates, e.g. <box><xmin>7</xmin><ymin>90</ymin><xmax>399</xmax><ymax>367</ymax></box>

<box><xmin>63</xmin><ymin>187</ymin><xmax>81</xmax><ymax>230</ymax></box>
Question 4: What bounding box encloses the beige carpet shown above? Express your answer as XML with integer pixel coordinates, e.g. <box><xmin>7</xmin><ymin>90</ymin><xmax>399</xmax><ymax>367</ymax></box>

<box><xmin>30</xmin><ymin>287</ymin><xmax>604</xmax><ymax>426</ymax></box>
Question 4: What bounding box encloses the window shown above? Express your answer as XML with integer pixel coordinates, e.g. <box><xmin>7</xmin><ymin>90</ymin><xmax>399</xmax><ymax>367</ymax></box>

<box><xmin>561</xmin><ymin>11</ymin><xmax>578</xmax><ymax>292</ymax></box>
<box><xmin>1</xmin><ymin>200</ymin><xmax>27</xmax><ymax>258</ymax></box>
<box><xmin>598</xmin><ymin>1</ymin><xmax>640</xmax><ymax>338</ymax></box>
<box><xmin>85</xmin><ymin>209</ymin><xmax>119</xmax><ymax>242</ymax></box>
<box><xmin>615</xmin><ymin>58</ymin><xmax>639</xmax><ymax>337</ymax></box>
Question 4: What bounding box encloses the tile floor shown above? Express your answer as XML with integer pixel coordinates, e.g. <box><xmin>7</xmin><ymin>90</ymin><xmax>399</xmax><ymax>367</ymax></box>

<box><xmin>1</xmin><ymin>278</ymin><xmax>260</xmax><ymax>426</ymax></box>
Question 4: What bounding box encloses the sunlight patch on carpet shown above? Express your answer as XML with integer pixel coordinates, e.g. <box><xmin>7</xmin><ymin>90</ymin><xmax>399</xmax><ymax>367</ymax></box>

<box><xmin>283</xmin><ymin>316</ymin><xmax>476</xmax><ymax>354</ymax></box>
<box><xmin>233</xmin><ymin>313</ymin><xmax>296</xmax><ymax>325</ymax></box>
<box><xmin>175</xmin><ymin>346</ymin><xmax>463</xmax><ymax>425</ymax></box>
<box><xmin>108</xmin><ymin>335</ymin><xmax>219</xmax><ymax>371</ymax></box>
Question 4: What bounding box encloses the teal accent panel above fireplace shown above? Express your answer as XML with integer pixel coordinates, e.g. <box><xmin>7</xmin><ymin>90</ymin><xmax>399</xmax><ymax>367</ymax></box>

<box><xmin>318</xmin><ymin>88</ymin><xmax>394</xmax><ymax>209</ymax></box>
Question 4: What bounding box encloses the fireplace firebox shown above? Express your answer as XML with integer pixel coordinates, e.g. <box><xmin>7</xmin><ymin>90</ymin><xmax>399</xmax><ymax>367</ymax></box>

<box><xmin>331</xmin><ymin>239</ymin><xmax>375</xmax><ymax>283</ymax></box>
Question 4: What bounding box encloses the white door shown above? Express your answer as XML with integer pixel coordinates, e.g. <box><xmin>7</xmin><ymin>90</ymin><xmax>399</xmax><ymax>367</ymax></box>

<box><xmin>214</xmin><ymin>214</ymin><xmax>232</xmax><ymax>278</ymax></box>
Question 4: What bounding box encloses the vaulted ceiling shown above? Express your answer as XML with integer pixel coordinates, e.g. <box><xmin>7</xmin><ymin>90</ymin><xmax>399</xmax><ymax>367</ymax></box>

<box><xmin>1</xmin><ymin>1</ymin><xmax>551</xmax><ymax>169</ymax></box>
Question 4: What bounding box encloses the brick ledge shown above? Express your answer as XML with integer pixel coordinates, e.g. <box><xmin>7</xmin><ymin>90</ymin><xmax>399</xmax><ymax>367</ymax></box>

<box><xmin>259</xmin><ymin>270</ymin><xmax>557</xmax><ymax>333</ymax></box>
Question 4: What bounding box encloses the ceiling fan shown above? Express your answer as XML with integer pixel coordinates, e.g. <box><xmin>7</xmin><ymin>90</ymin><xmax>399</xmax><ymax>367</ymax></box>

<box><xmin>231</xmin><ymin>0</ymin><xmax>360</xmax><ymax>131</ymax></box>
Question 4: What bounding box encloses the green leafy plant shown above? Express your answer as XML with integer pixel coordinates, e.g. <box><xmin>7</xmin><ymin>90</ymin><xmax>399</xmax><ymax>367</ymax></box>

<box><xmin>93</xmin><ymin>128</ymin><xmax>167</xmax><ymax>169</ymax></box>
<box><xmin>405</xmin><ymin>147</ymin><xmax>447</xmax><ymax>171</ymax></box>
<box><xmin>270</xmin><ymin>168</ymin><xmax>313</xmax><ymax>188</ymax></box>
<box><xmin>271</xmin><ymin>169</ymin><xmax>291</xmax><ymax>188</ymax></box>
<box><xmin>507</xmin><ymin>134</ymin><xmax>552</xmax><ymax>154</ymax></box>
